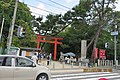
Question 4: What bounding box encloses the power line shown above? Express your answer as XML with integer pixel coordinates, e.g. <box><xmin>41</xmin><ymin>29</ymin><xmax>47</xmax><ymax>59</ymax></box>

<box><xmin>35</xmin><ymin>0</ymin><xmax>68</xmax><ymax>11</ymax></box>
<box><xmin>26</xmin><ymin>4</ymin><xmax>58</xmax><ymax>15</ymax></box>
<box><xmin>10</xmin><ymin>5</ymin><xmax>47</xmax><ymax>17</ymax></box>
<box><xmin>31</xmin><ymin>11</ymin><xmax>47</xmax><ymax>17</ymax></box>
<box><xmin>19</xmin><ymin>9</ymin><xmax>47</xmax><ymax>17</ymax></box>
<box><xmin>49</xmin><ymin>0</ymin><xmax>71</xmax><ymax>10</ymax></box>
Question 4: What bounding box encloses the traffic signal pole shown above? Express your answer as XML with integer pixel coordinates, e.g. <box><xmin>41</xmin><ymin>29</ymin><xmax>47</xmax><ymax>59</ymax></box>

<box><xmin>114</xmin><ymin>34</ymin><xmax>117</xmax><ymax>68</ymax></box>
<box><xmin>111</xmin><ymin>25</ymin><xmax>118</xmax><ymax>69</ymax></box>
<box><xmin>7</xmin><ymin>0</ymin><xmax>18</xmax><ymax>54</ymax></box>
<box><xmin>114</xmin><ymin>26</ymin><xmax>118</xmax><ymax>68</ymax></box>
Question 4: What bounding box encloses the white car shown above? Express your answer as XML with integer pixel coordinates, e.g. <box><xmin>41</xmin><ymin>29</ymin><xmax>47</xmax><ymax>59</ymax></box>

<box><xmin>0</xmin><ymin>55</ymin><xmax>51</xmax><ymax>80</ymax></box>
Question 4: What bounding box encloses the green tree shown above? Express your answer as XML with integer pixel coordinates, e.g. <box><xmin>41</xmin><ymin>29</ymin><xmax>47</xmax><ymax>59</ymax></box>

<box><xmin>85</xmin><ymin>0</ymin><xmax>116</xmax><ymax>60</ymax></box>
<box><xmin>13</xmin><ymin>1</ymin><xmax>37</xmax><ymax>47</ymax></box>
<box><xmin>29</xmin><ymin>0</ymin><xmax>120</xmax><ymax>60</ymax></box>
<box><xmin>0</xmin><ymin>0</ymin><xmax>37</xmax><ymax>54</ymax></box>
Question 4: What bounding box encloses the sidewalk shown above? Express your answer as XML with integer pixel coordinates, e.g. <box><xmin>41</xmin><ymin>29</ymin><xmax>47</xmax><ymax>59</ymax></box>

<box><xmin>51</xmin><ymin>68</ymin><xmax>83</xmax><ymax>74</ymax></box>
<box><xmin>39</xmin><ymin>59</ymin><xmax>85</xmax><ymax>69</ymax></box>
<box><xmin>39</xmin><ymin>59</ymin><xmax>88</xmax><ymax>74</ymax></box>
<box><xmin>38</xmin><ymin>59</ymin><xmax>114</xmax><ymax>74</ymax></box>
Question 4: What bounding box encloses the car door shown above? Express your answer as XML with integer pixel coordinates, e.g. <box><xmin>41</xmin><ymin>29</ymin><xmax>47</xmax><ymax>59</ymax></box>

<box><xmin>14</xmin><ymin>57</ymin><xmax>36</xmax><ymax>80</ymax></box>
<box><xmin>0</xmin><ymin>56</ymin><xmax>14</xmax><ymax>80</ymax></box>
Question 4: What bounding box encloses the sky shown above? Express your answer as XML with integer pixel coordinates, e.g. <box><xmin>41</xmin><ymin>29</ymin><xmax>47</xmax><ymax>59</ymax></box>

<box><xmin>19</xmin><ymin>0</ymin><xmax>120</xmax><ymax>18</ymax></box>
<box><xmin>19</xmin><ymin>0</ymin><xmax>79</xmax><ymax>18</ymax></box>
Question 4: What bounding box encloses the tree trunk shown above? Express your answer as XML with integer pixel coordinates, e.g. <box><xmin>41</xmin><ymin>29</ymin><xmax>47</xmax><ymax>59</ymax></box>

<box><xmin>91</xmin><ymin>25</ymin><xmax>102</xmax><ymax>62</ymax></box>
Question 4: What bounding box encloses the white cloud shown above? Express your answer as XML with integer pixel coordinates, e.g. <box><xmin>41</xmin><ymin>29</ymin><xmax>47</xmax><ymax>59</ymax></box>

<box><xmin>65</xmin><ymin>0</ymin><xmax>74</xmax><ymax>3</ymax></box>
<box><xmin>29</xmin><ymin>2</ymin><xmax>67</xmax><ymax>19</ymax></box>
<box><xmin>115</xmin><ymin>0</ymin><xmax>120</xmax><ymax>11</ymax></box>
<box><xmin>65</xmin><ymin>0</ymin><xmax>79</xmax><ymax>3</ymax></box>
<box><xmin>52</xmin><ymin>8</ymin><xmax>67</xmax><ymax>15</ymax></box>
<box><xmin>19</xmin><ymin>0</ymin><xmax>23</xmax><ymax>2</ymax></box>
<box><xmin>29</xmin><ymin>3</ymin><xmax>48</xmax><ymax>18</ymax></box>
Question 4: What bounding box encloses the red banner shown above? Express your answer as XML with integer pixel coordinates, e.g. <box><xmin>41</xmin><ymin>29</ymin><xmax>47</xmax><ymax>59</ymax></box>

<box><xmin>94</xmin><ymin>48</ymin><xmax>98</xmax><ymax>59</ymax></box>
<box><xmin>100</xmin><ymin>49</ymin><xmax>106</xmax><ymax>59</ymax></box>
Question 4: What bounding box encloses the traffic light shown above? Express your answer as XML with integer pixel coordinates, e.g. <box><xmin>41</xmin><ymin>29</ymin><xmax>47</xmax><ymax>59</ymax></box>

<box><xmin>17</xmin><ymin>26</ymin><xmax>25</xmax><ymax>37</ymax></box>
<box><xmin>105</xmin><ymin>42</ymin><xmax>109</xmax><ymax>48</ymax></box>
<box><xmin>21</xmin><ymin>28</ymin><xmax>25</xmax><ymax>37</ymax></box>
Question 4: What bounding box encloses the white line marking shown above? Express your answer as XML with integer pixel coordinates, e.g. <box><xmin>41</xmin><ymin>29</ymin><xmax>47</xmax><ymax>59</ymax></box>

<box><xmin>51</xmin><ymin>73</ymin><xmax>120</xmax><ymax>80</ymax></box>
<box><xmin>84</xmin><ymin>75</ymin><xmax>120</xmax><ymax>80</ymax></box>
<box><xmin>52</xmin><ymin>72</ymin><xmax>110</xmax><ymax>77</ymax></box>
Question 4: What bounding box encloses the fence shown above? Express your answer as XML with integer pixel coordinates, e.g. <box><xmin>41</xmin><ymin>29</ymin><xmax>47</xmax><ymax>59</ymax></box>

<box><xmin>98</xmin><ymin>60</ymin><xmax>113</xmax><ymax>66</ymax></box>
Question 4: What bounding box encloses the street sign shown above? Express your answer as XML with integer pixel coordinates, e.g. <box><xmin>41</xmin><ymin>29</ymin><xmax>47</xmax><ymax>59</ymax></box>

<box><xmin>111</xmin><ymin>31</ymin><xmax>118</xmax><ymax>36</ymax></box>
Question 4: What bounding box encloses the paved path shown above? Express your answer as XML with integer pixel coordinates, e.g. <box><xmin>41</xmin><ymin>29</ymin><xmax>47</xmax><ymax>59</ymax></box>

<box><xmin>39</xmin><ymin>59</ymin><xmax>117</xmax><ymax>74</ymax></box>
<box><xmin>39</xmin><ymin>59</ymin><xmax>86</xmax><ymax>69</ymax></box>
<box><xmin>51</xmin><ymin>72</ymin><xmax>120</xmax><ymax>80</ymax></box>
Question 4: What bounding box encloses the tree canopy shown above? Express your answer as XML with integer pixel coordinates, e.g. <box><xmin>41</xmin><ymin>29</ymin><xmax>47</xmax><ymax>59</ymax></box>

<box><xmin>32</xmin><ymin>0</ymin><xmax>120</xmax><ymax>60</ymax></box>
<box><xmin>0</xmin><ymin>0</ymin><xmax>37</xmax><ymax>54</ymax></box>
<box><xmin>0</xmin><ymin>0</ymin><xmax>120</xmax><ymax>60</ymax></box>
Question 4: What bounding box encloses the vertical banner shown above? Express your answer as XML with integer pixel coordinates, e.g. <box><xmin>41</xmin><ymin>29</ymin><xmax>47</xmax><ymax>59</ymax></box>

<box><xmin>94</xmin><ymin>48</ymin><xmax>98</xmax><ymax>59</ymax></box>
<box><xmin>100</xmin><ymin>49</ymin><xmax>106</xmax><ymax>59</ymax></box>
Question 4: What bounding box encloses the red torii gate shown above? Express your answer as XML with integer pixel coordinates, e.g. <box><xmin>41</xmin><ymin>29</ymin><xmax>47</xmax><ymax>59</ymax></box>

<box><xmin>36</xmin><ymin>35</ymin><xmax>63</xmax><ymax>60</ymax></box>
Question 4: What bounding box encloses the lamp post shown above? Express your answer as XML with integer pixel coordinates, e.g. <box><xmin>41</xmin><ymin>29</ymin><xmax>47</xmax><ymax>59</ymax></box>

<box><xmin>111</xmin><ymin>25</ymin><xmax>118</xmax><ymax>68</ymax></box>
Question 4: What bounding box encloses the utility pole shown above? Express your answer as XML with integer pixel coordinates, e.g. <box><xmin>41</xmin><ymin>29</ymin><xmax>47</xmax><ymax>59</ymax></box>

<box><xmin>0</xmin><ymin>17</ymin><xmax>5</xmax><ymax>43</ymax></box>
<box><xmin>114</xmin><ymin>25</ymin><xmax>118</xmax><ymax>68</ymax></box>
<box><xmin>7</xmin><ymin>0</ymin><xmax>18</xmax><ymax>54</ymax></box>
<box><xmin>114</xmin><ymin>32</ymin><xmax>117</xmax><ymax>68</ymax></box>
<box><xmin>111</xmin><ymin>25</ymin><xmax>118</xmax><ymax>68</ymax></box>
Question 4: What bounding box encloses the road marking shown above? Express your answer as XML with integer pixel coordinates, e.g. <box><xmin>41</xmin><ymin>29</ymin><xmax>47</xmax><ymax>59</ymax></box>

<box><xmin>51</xmin><ymin>72</ymin><xmax>120</xmax><ymax>80</ymax></box>
<box><xmin>52</xmin><ymin>72</ymin><xmax>111</xmax><ymax>77</ymax></box>
<box><xmin>84</xmin><ymin>75</ymin><xmax>120</xmax><ymax>80</ymax></box>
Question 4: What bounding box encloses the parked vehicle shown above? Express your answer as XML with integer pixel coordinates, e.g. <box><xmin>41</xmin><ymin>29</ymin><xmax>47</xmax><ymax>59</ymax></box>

<box><xmin>0</xmin><ymin>55</ymin><xmax>51</xmax><ymax>80</ymax></box>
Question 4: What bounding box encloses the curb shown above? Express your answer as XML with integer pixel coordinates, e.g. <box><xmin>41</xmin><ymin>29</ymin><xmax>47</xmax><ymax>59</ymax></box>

<box><xmin>51</xmin><ymin>68</ymin><xmax>83</xmax><ymax>74</ymax></box>
<box><xmin>83</xmin><ymin>68</ymin><xmax>112</xmax><ymax>72</ymax></box>
<box><xmin>50</xmin><ymin>68</ymin><xmax>113</xmax><ymax>74</ymax></box>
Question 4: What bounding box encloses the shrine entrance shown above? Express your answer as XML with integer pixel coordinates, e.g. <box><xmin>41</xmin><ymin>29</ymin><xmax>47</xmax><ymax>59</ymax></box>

<box><xmin>36</xmin><ymin>35</ymin><xmax>63</xmax><ymax>60</ymax></box>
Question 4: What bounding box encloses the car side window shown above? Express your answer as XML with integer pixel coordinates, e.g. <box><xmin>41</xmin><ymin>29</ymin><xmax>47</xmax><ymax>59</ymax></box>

<box><xmin>5</xmin><ymin>57</ymin><xmax>12</xmax><ymax>66</ymax></box>
<box><xmin>15</xmin><ymin>57</ymin><xmax>33</xmax><ymax>67</ymax></box>
<box><xmin>0</xmin><ymin>57</ymin><xmax>12</xmax><ymax>66</ymax></box>
<box><xmin>0</xmin><ymin>57</ymin><xmax>4</xmax><ymax>66</ymax></box>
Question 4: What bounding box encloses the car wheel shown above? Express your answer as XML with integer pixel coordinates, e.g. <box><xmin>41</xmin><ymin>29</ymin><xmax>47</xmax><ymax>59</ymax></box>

<box><xmin>37</xmin><ymin>74</ymin><xmax>48</xmax><ymax>80</ymax></box>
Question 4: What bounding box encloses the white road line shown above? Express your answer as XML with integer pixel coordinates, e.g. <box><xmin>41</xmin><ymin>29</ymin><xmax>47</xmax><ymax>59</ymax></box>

<box><xmin>51</xmin><ymin>72</ymin><xmax>120</xmax><ymax>80</ymax></box>
<box><xmin>52</xmin><ymin>72</ymin><xmax>110</xmax><ymax>77</ymax></box>
<box><xmin>84</xmin><ymin>75</ymin><xmax>120</xmax><ymax>80</ymax></box>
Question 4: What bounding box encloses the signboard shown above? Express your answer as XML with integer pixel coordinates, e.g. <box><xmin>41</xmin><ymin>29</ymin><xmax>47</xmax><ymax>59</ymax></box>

<box><xmin>111</xmin><ymin>31</ymin><xmax>118</xmax><ymax>36</ymax></box>
<box><xmin>100</xmin><ymin>49</ymin><xmax>106</xmax><ymax>59</ymax></box>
